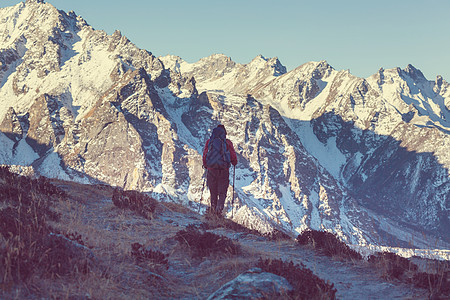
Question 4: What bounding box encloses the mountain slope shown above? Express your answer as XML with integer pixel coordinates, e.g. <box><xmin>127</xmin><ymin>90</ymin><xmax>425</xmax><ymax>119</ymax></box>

<box><xmin>1</xmin><ymin>171</ymin><xmax>436</xmax><ymax>299</ymax></box>
<box><xmin>165</xmin><ymin>56</ymin><xmax>450</xmax><ymax>241</ymax></box>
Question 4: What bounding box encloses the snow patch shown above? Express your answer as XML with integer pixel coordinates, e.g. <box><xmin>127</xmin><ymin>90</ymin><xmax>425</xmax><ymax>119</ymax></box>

<box><xmin>294</xmin><ymin>122</ymin><xmax>346</xmax><ymax>180</ymax></box>
<box><xmin>0</xmin><ymin>133</ymin><xmax>38</xmax><ymax>165</ymax></box>
<box><xmin>37</xmin><ymin>151</ymin><xmax>71</xmax><ymax>181</ymax></box>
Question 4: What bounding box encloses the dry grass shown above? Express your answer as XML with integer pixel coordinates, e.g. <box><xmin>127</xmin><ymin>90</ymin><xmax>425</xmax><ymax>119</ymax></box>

<box><xmin>367</xmin><ymin>251</ymin><xmax>449</xmax><ymax>298</ymax></box>
<box><xmin>174</xmin><ymin>224</ymin><xmax>241</xmax><ymax>258</ymax></box>
<box><xmin>0</xmin><ymin>170</ymin><xmax>171</xmax><ymax>299</ymax></box>
<box><xmin>112</xmin><ymin>188</ymin><xmax>158</xmax><ymax>219</ymax></box>
<box><xmin>2</xmin><ymin>170</ymin><xmax>445</xmax><ymax>299</ymax></box>
<box><xmin>257</xmin><ymin>257</ymin><xmax>337</xmax><ymax>299</ymax></box>
<box><xmin>294</xmin><ymin>229</ymin><xmax>449</xmax><ymax>298</ymax></box>
<box><xmin>0</xmin><ymin>173</ymin><xmax>254</xmax><ymax>299</ymax></box>
<box><xmin>297</xmin><ymin>229</ymin><xmax>362</xmax><ymax>261</ymax></box>
<box><xmin>0</xmin><ymin>169</ymin><xmax>107</xmax><ymax>298</ymax></box>
<box><xmin>157</xmin><ymin>200</ymin><xmax>193</xmax><ymax>214</ymax></box>
<box><xmin>368</xmin><ymin>251</ymin><xmax>418</xmax><ymax>280</ymax></box>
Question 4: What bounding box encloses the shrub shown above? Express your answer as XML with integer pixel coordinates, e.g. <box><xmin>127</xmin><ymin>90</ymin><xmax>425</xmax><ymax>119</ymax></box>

<box><xmin>112</xmin><ymin>188</ymin><xmax>158</xmax><ymax>219</ymax></box>
<box><xmin>257</xmin><ymin>257</ymin><xmax>337</xmax><ymax>299</ymax></box>
<box><xmin>368</xmin><ymin>252</ymin><xmax>449</xmax><ymax>298</ymax></box>
<box><xmin>39</xmin><ymin>233</ymin><xmax>94</xmax><ymax>276</ymax></box>
<box><xmin>175</xmin><ymin>225</ymin><xmax>240</xmax><ymax>258</ymax></box>
<box><xmin>221</xmin><ymin>219</ymin><xmax>259</xmax><ymax>235</ymax></box>
<box><xmin>203</xmin><ymin>218</ymin><xmax>291</xmax><ymax>241</ymax></box>
<box><xmin>202</xmin><ymin>218</ymin><xmax>260</xmax><ymax>236</ymax></box>
<box><xmin>367</xmin><ymin>252</ymin><xmax>418</xmax><ymax>281</ymax></box>
<box><xmin>265</xmin><ymin>229</ymin><xmax>292</xmax><ymax>241</ymax></box>
<box><xmin>0</xmin><ymin>168</ymin><xmax>92</xmax><ymax>283</ymax></box>
<box><xmin>0</xmin><ymin>219</ymin><xmax>91</xmax><ymax>282</ymax></box>
<box><xmin>297</xmin><ymin>229</ymin><xmax>362</xmax><ymax>260</ymax></box>
<box><xmin>34</xmin><ymin>176</ymin><xmax>66</xmax><ymax>198</ymax></box>
<box><xmin>55</xmin><ymin>230</ymin><xmax>91</xmax><ymax>248</ymax></box>
<box><xmin>131</xmin><ymin>242</ymin><xmax>168</xmax><ymax>268</ymax></box>
<box><xmin>413</xmin><ymin>271</ymin><xmax>449</xmax><ymax>298</ymax></box>
<box><xmin>0</xmin><ymin>166</ymin><xmax>66</xmax><ymax>200</ymax></box>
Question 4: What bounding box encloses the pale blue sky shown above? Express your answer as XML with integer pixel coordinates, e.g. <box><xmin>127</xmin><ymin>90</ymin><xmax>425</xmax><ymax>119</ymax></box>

<box><xmin>2</xmin><ymin>0</ymin><xmax>450</xmax><ymax>80</ymax></box>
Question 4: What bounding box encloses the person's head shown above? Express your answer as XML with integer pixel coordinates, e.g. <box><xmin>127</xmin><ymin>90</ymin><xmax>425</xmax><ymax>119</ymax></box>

<box><xmin>217</xmin><ymin>124</ymin><xmax>227</xmax><ymax>135</ymax></box>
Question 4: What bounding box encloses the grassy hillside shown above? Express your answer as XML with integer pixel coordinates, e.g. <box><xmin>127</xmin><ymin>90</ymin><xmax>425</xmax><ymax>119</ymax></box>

<box><xmin>0</xmin><ymin>167</ymin><xmax>447</xmax><ymax>299</ymax></box>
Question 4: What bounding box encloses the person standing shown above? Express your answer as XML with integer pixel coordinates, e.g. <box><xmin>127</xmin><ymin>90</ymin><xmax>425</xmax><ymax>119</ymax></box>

<box><xmin>202</xmin><ymin>124</ymin><xmax>237</xmax><ymax>216</ymax></box>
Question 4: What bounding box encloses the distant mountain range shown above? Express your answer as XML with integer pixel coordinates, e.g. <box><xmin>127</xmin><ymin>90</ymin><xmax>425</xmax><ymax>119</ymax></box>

<box><xmin>1</xmin><ymin>0</ymin><xmax>449</xmax><ymax>252</ymax></box>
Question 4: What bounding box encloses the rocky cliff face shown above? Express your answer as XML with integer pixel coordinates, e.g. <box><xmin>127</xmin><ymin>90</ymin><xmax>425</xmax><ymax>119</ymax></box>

<box><xmin>170</xmin><ymin>56</ymin><xmax>449</xmax><ymax>241</ymax></box>
<box><xmin>0</xmin><ymin>1</ymin><xmax>448</xmax><ymax>248</ymax></box>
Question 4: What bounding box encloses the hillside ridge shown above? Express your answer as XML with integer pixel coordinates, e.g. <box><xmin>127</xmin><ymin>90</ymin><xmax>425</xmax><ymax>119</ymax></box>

<box><xmin>1</xmin><ymin>168</ymin><xmax>440</xmax><ymax>298</ymax></box>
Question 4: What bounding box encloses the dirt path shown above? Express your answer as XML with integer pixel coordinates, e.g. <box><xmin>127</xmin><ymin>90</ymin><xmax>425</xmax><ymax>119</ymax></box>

<box><xmin>52</xmin><ymin>180</ymin><xmax>429</xmax><ymax>299</ymax></box>
<box><xmin>227</xmin><ymin>234</ymin><xmax>427</xmax><ymax>299</ymax></box>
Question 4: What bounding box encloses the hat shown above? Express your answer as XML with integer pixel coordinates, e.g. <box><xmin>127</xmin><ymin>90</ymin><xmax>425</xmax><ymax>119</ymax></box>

<box><xmin>217</xmin><ymin>124</ymin><xmax>227</xmax><ymax>135</ymax></box>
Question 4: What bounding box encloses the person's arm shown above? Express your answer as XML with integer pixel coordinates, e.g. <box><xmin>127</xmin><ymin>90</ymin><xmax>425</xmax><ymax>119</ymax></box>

<box><xmin>227</xmin><ymin>140</ymin><xmax>238</xmax><ymax>166</ymax></box>
<box><xmin>202</xmin><ymin>139</ymin><xmax>209</xmax><ymax>167</ymax></box>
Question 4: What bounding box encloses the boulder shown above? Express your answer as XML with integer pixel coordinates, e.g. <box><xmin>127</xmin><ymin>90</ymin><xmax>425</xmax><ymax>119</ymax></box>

<box><xmin>208</xmin><ymin>268</ymin><xmax>293</xmax><ymax>299</ymax></box>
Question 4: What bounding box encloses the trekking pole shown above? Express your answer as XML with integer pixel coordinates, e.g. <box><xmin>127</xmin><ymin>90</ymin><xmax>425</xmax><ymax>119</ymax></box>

<box><xmin>199</xmin><ymin>168</ymin><xmax>207</xmax><ymax>214</ymax></box>
<box><xmin>231</xmin><ymin>165</ymin><xmax>235</xmax><ymax>219</ymax></box>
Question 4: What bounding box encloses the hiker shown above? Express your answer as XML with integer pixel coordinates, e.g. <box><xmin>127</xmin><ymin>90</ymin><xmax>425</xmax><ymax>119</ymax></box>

<box><xmin>202</xmin><ymin>124</ymin><xmax>237</xmax><ymax>216</ymax></box>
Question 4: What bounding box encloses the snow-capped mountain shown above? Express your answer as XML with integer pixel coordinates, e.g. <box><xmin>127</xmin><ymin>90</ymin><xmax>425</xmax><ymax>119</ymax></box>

<box><xmin>1</xmin><ymin>0</ymin><xmax>448</xmax><ymax>252</ymax></box>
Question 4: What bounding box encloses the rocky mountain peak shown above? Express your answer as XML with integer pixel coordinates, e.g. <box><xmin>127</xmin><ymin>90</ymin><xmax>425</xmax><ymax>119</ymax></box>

<box><xmin>158</xmin><ymin>55</ymin><xmax>185</xmax><ymax>73</ymax></box>
<box><xmin>0</xmin><ymin>107</ymin><xmax>23</xmax><ymax>141</ymax></box>
<box><xmin>26</xmin><ymin>0</ymin><xmax>45</xmax><ymax>4</ymax></box>
<box><xmin>112</xmin><ymin>29</ymin><xmax>122</xmax><ymax>38</ymax></box>
<box><xmin>291</xmin><ymin>60</ymin><xmax>334</xmax><ymax>79</ymax></box>
<box><xmin>434</xmin><ymin>75</ymin><xmax>449</xmax><ymax>93</ymax></box>
<box><xmin>311</xmin><ymin>60</ymin><xmax>333</xmax><ymax>80</ymax></box>
<box><xmin>376</xmin><ymin>67</ymin><xmax>385</xmax><ymax>85</ymax></box>
<box><xmin>188</xmin><ymin>54</ymin><xmax>236</xmax><ymax>80</ymax></box>
<box><xmin>200</xmin><ymin>53</ymin><xmax>233</xmax><ymax>64</ymax></box>
<box><xmin>248</xmin><ymin>55</ymin><xmax>287</xmax><ymax>76</ymax></box>
<box><xmin>402</xmin><ymin>64</ymin><xmax>426</xmax><ymax>81</ymax></box>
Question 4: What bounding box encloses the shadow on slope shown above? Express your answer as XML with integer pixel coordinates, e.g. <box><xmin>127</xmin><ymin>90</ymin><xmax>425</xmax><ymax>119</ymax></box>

<box><xmin>295</xmin><ymin>111</ymin><xmax>449</xmax><ymax>244</ymax></box>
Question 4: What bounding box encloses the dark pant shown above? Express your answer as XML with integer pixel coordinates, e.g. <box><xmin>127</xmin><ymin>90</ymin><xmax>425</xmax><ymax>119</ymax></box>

<box><xmin>207</xmin><ymin>168</ymin><xmax>230</xmax><ymax>214</ymax></box>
